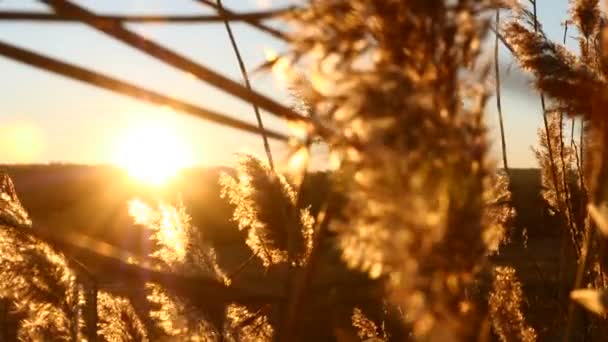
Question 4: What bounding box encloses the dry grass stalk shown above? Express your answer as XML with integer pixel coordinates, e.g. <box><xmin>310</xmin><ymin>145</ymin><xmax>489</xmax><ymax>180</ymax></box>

<box><xmin>9</xmin><ymin>0</ymin><xmax>608</xmax><ymax>340</ymax></box>
<box><xmin>504</xmin><ymin>0</ymin><xmax>608</xmax><ymax>339</ymax></box>
<box><xmin>220</xmin><ymin>155</ymin><xmax>314</xmax><ymax>268</ymax></box>
<box><xmin>489</xmin><ymin>266</ymin><xmax>537</xmax><ymax>342</ymax></box>
<box><xmin>278</xmin><ymin>0</ymin><xmax>511</xmax><ymax>339</ymax></box>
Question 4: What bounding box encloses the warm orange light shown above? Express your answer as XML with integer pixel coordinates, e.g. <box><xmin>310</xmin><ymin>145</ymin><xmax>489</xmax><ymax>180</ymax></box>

<box><xmin>0</xmin><ymin>122</ymin><xmax>44</xmax><ymax>163</ymax></box>
<box><xmin>128</xmin><ymin>198</ymin><xmax>187</xmax><ymax>263</ymax></box>
<box><xmin>112</xmin><ymin>119</ymin><xmax>193</xmax><ymax>185</ymax></box>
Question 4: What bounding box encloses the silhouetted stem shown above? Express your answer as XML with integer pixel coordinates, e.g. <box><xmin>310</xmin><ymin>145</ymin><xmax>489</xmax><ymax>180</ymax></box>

<box><xmin>0</xmin><ymin>8</ymin><xmax>293</xmax><ymax>23</ymax></box>
<box><xmin>494</xmin><ymin>10</ymin><xmax>509</xmax><ymax>172</ymax></box>
<box><xmin>563</xmin><ymin>13</ymin><xmax>596</xmax><ymax>342</ymax></box>
<box><xmin>194</xmin><ymin>0</ymin><xmax>289</xmax><ymax>41</ymax></box>
<box><xmin>558</xmin><ymin>21</ymin><xmax>578</xmax><ymax>248</ymax></box>
<box><xmin>41</xmin><ymin>0</ymin><xmax>306</xmax><ymax>124</ymax></box>
<box><xmin>217</xmin><ymin>0</ymin><xmax>275</xmax><ymax>170</ymax></box>
<box><xmin>530</xmin><ymin>0</ymin><xmax>577</xmax><ymax>256</ymax></box>
<box><xmin>0</xmin><ymin>39</ymin><xmax>289</xmax><ymax>141</ymax></box>
<box><xmin>85</xmin><ymin>282</ymin><xmax>98</xmax><ymax>342</ymax></box>
<box><xmin>279</xmin><ymin>201</ymin><xmax>332</xmax><ymax>341</ymax></box>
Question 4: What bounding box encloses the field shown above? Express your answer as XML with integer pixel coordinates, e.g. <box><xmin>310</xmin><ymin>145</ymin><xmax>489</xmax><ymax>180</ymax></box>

<box><xmin>1</xmin><ymin>164</ymin><xmax>574</xmax><ymax>340</ymax></box>
<box><xmin>4</xmin><ymin>1</ymin><xmax>608</xmax><ymax>340</ymax></box>
<box><xmin>2</xmin><ymin>164</ymin><xmax>378</xmax><ymax>340</ymax></box>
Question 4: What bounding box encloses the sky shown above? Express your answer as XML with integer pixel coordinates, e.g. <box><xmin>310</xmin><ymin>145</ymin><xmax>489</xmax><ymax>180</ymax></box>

<box><xmin>0</xmin><ymin>0</ymin><xmax>582</xmax><ymax>169</ymax></box>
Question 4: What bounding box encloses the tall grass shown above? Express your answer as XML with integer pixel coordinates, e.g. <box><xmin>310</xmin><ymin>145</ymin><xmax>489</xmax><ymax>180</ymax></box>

<box><xmin>4</xmin><ymin>0</ymin><xmax>608</xmax><ymax>341</ymax></box>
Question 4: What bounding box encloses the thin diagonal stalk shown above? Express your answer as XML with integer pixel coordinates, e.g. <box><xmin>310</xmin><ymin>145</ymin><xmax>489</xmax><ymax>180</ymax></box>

<box><xmin>70</xmin><ymin>282</ymin><xmax>80</xmax><ymax>342</ymax></box>
<box><xmin>85</xmin><ymin>282</ymin><xmax>98</xmax><ymax>342</ymax></box>
<box><xmin>0</xmin><ymin>8</ymin><xmax>293</xmax><ymax>23</ymax></box>
<box><xmin>563</xmin><ymin>8</ymin><xmax>594</xmax><ymax>342</ymax></box>
<box><xmin>194</xmin><ymin>0</ymin><xmax>288</xmax><ymax>41</ymax></box>
<box><xmin>279</xmin><ymin>189</ymin><xmax>333</xmax><ymax>341</ymax></box>
<box><xmin>494</xmin><ymin>10</ymin><xmax>509</xmax><ymax>172</ymax></box>
<box><xmin>579</xmin><ymin>120</ymin><xmax>585</xmax><ymax>190</ymax></box>
<box><xmin>0</xmin><ymin>39</ymin><xmax>289</xmax><ymax>141</ymax></box>
<box><xmin>571</xmin><ymin>120</ymin><xmax>585</xmax><ymax>192</ymax></box>
<box><xmin>569</xmin><ymin>78</ymin><xmax>579</xmax><ymax>186</ymax></box>
<box><xmin>491</xmin><ymin>26</ymin><xmax>515</xmax><ymax>54</ymax></box>
<box><xmin>283</xmin><ymin>204</ymin><xmax>331</xmax><ymax>339</ymax></box>
<box><xmin>23</xmin><ymin>223</ymin><xmax>284</xmax><ymax>305</ymax></box>
<box><xmin>228</xmin><ymin>253</ymin><xmax>257</xmax><ymax>280</ymax></box>
<box><xmin>559</xmin><ymin>21</ymin><xmax>578</xmax><ymax>243</ymax></box>
<box><xmin>564</xmin><ymin>214</ymin><xmax>592</xmax><ymax>342</ymax></box>
<box><xmin>561</xmin><ymin>22</ymin><xmax>581</xmax><ymax>228</ymax></box>
<box><xmin>558</xmin><ymin>108</ymin><xmax>581</xmax><ymax>314</ymax></box>
<box><xmin>559</xmin><ymin>112</ymin><xmax>577</xmax><ymax>238</ymax></box>
<box><xmin>217</xmin><ymin>0</ymin><xmax>274</xmax><ymax>170</ymax></box>
<box><xmin>529</xmin><ymin>3</ymin><xmax>578</xmax><ymax>329</ymax></box>
<box><xmin>530</xmin><ymin>2</ymin><xmax>561</xmax><ymax>214</ymax></box>
<box><xmin>571</xmin><ymin>118</ymin><xmax>576</xmax><ymax>149</ymax></box>
<box><xmin>41</xmin><ymin>0</ymin><xmax>306</xmax><ymax>124</ymax></box>
<box><xmin>563</xmin><ymin>124</ymin><xmax>590</xmax><ymax>342</ymax></box>
<box><xmin>530</xmin><ymin>1</ymin><xmax>575</xmax><ymax>242</ymax></box>
<box><xmin>275</xmin><ymin>150</ymin><xmax>314</xmax><ymax>341</ymax></box>
<box><xmin>216</xmin><ymin>0</ymin><xmax>276</xmax><ymax>278</ymax></box>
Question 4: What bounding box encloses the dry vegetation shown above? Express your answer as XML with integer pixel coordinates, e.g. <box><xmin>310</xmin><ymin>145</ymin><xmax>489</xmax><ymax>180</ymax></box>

<box><xmin>4</xmin><ymin>0</ymin><xmax>608</xmax><ymax>341</ymax></box>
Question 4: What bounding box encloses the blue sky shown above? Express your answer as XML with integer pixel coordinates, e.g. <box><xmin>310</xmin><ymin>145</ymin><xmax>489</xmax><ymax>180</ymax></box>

<box><xmin>0</xmin><ymin>0</ymin><xmax>581</xmax><ymax>168</ymax></box>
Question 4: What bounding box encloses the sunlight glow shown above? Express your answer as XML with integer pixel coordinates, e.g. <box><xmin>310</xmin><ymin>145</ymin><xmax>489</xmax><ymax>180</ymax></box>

<box><xmin>128</xmin><ymin>198</ymin><xmax>187</xmax><ymax>264</ymax></box>
<box><xmin>0</xmin><ymin>122</ymin><xmax>44</xmax><ymax>163</ymax></box>
<box><xmin>113</xmin><ymin>119</ymin><xmax>193</xmax><ymax>185</ymax></box>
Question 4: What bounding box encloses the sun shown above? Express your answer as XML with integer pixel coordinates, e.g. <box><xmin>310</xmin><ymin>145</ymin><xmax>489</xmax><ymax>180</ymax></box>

<box><xmin>113</xmin><ymin>120</ymin><xmax>194</xmax><ymax>185</ymax></box>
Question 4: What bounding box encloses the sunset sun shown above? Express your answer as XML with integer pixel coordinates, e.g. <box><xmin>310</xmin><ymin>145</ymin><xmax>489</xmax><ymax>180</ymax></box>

<box><xmin>113</xmin><ymin>120</ymin><xmax>194</xmax><ymax>185</ymax></box>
